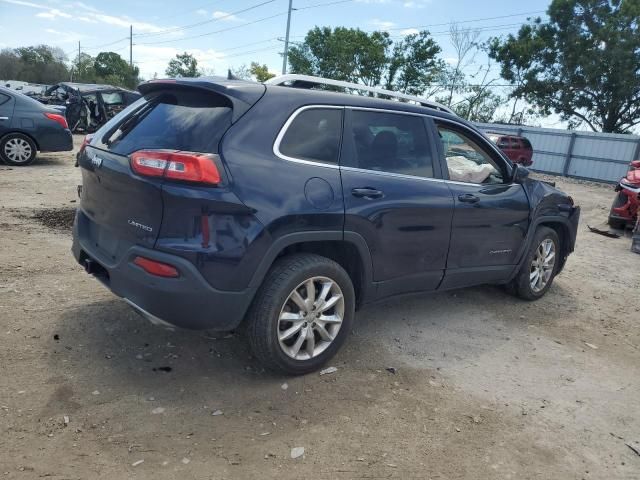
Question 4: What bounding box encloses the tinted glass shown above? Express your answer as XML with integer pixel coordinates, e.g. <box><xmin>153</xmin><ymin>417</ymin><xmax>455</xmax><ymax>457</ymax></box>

<box><xmin>279</xmin><ymin>108</ymin><xmax>342</xmax><ymax>164</ymax></box>
<box><xmin>0</xmin><ymin>93</ymin><xmax>10</xmax><ymax>106</ymax></box>
<box><xmin>521</xmin><ymin>137</ymin><xmax>532</xmax><ymax>149</ymax></box>
<box><xmin>510</xmin><ymin>137</ymin><xmax>521</xmax><ymax>149</ymax></box>
<box><xmin>350</xmin><ymin>110</ymin><xmax>434</xmax><ymax>178</ymax></box>
<box><xmin>438</xmin><ymin>126</ymin><xmax>504</xmax><ymax>184</ymax></box>
<box><xmin>100</xmin><ymin>89</ymin><xmax>232</xmax><ymax>155</ymax></box>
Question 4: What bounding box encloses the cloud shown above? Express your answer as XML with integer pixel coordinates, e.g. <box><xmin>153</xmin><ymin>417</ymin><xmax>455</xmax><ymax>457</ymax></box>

<box><xmin>44</xmin><ymin>27</ymin><xmax>86</xmax><ymax>43</ymax></box>
<box><xmin>400</xmin><ymin>28</ymin><xmax>420</xmax><ymax>36</ymax></box>
<box><xmin>35</xmin><ymin>8</ymin><xmax>72</xmax><ymax>19</ymax></box>
<box><xmin>74</xmin><ymin>1</ymin><xmax>100</xmax><ymax>12</ymax></box>
<box><xmin>212</xmin><ymin>11</ymin><xmax>241</xmax><ymax>22</ymax></box>
<box><xmin>196</xmin><ymin>8</ymin><xmax>208</xmax><ymax>16</ymax></box>
<box><xmin>403</xmin><ymin>0</ymin><xmax>432</xmax><ymax>7</ymax></box>
<box><xmin>2</xmin><ymin>0</ymin><xmax>172</xmax><ymax>33</ymax></box>
<box><xmin>369</xmin><ymin>18</ymin><xmax>396</xmax><ymax>30</ymax></box>
<box><xmin>132</xmin><ymin>44</ymin><xmax>226</xmax><ymax>79</ymax></box>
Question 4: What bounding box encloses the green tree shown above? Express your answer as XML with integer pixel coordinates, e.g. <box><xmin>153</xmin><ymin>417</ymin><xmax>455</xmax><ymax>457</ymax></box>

<box><xmin>165</xmin><ymin>52</ymin><xmax>200</xmax><ymax>78</ymax></box>
<box><xmin>288</xmin><ymin>27</ymin><xmax>443</xmax><ymax>96</ymax></box>
<box><xmin>249</xmin><ymin>62</ymin><xmax>275</xmax><ymax>82</ymax></box>
<box><xmin>73</xmin><ymin>52</ymin><xmax>98</xmax><ymax>83</ymax></box>
<box><xmin>12</xmin><ymin>45</ymin><xmax>69</xmax><ymax>84</ymax></box>
<box><xmin>94</xmin><ymin>51</ymin><xmax>139</xmax><ymax>88</ymax></box>
<box><xmin>488</xmin><ymin>0</ymin><xmax>640</xmax><ymax>133</ymax></box>
<box><xmin>288</xmin><ymin>27</ymin><xmax>390</xmax><ymax>87</ymax></box>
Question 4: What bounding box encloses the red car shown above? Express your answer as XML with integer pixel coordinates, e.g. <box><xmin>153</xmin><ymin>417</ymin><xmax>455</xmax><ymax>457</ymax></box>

<box><xmin>487</xmin><ymin>133</ymin><xmax>534</xmax><ymax>166</ymax></box>
<box><xmin>608</xmin><ymin>160</ymin><xmax>640</xmax><ymax>229</ymax></box>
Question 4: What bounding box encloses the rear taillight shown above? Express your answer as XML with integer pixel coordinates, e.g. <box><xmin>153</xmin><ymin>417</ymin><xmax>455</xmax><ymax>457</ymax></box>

<box><xmin>79</xmin><ymin>134</ymin><xmax>93</xmax><ymax>153</ymax></box>
<box><xmin>133</xmin><ymin>256</ymin><xmax>179</xmax><ymax>278</ymax></box>
<box><xmin>130</xmin><ymin>150</ymin><xmax>221</xmax><ymax>185</ymax></box>
<box><xmin>44</xmin><ymin>112</ymin><xmax>68</xmax><ymax>129</ymax></box>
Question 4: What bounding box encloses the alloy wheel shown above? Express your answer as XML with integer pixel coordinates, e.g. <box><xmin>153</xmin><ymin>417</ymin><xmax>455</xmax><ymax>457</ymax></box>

<box><xmin>277</xmin><ymin>276</ymin><xmax>344</xmax><ymax>361</ymax></box>
<box><xmin>4</xmin><ymin>138</ymin><xmax>33</xmax><ymax>164</ymax></box>
<box><xmin>530</xmin><ymin>238</ymin><xmax>556</xmax><ymax>293</ymax></box>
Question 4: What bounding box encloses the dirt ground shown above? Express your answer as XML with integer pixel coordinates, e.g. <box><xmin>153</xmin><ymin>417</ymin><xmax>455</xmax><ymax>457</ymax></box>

<box><xmin>1</xmin><ymin>137</ymin><xmax>639</xmax><ymax>479</ymax></box>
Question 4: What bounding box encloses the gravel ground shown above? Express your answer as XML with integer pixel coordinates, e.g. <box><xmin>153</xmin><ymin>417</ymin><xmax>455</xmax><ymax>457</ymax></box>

<box><xmin>1</xmin><ymin>137</ymin><xmax>639</xmax><ymax>479</ymax></box>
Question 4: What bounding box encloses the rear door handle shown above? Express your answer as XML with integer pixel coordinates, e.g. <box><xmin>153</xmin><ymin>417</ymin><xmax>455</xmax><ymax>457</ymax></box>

<box><xmin>458</xmin><ymin>193</ymin><xmax>480</xmax><ymax>204</ymax></box>
<box><xmin>352</xmin><ymin>187</ymin><xmax>384</xmax><ymax>199</ymax></box>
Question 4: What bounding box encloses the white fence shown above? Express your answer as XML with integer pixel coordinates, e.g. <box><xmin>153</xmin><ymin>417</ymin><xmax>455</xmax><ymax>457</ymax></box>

<box><xmin>476</xmin><ymin>123</ymin><xmax>640</xmax><ymax>183</ymax></box>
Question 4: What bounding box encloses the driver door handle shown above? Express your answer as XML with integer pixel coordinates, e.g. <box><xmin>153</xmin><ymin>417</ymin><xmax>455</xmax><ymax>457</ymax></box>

<box><xmin>458</xmin><ymin>193</ymin><xmax>480</xmax><ymax>204</ymax></box>
<box><xmin>352</xmin><ymin>187</ymin><xmax>384</xmax><ymax>199</ymax></box>
<box><xmin>0</xmin><ymin>117</ymin><xmax>9</xmax><ymax>121</ymax></box>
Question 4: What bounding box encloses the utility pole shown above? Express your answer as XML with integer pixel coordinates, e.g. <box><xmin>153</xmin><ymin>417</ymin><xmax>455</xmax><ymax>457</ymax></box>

<box><xmin>129</xmin><ymin>25</ymin><xmax>133</xmax><ymax>68</ymax></box>
<box><xmin>74</xmin><ymin>41</ymin><xmax>80</xmax><ymax>81</ymax></box>
<box><xmin>281</xmin><ymin>0</ymin><xmax>293</xmax><ymax>75</ymax></box>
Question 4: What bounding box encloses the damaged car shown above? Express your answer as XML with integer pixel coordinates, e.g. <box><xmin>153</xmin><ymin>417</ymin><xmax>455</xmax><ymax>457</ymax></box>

<box><xmin>31</xmin><ymin>83</ymin><xmax>140</xmax><ymax>133</ymax></box>
<box><xmin>72</xmin><ymin>74</ymin><xmax>580</xmax><ymax>374</ymax></box>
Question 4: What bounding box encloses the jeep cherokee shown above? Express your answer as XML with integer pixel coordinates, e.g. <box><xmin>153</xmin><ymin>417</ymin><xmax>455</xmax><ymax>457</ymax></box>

<box><xmin>72</xmin><ymin>75</ymin><xmax>580</xmax><ymax>374</ymax></box>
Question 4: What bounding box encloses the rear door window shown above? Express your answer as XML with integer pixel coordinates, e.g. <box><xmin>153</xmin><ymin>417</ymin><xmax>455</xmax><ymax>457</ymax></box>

<box><xmin>277</xmin><ymin>108</ymin><xmax>343</xmax><ymax>164</ymax></box>
<box><xmin>99</xmin><ymin>89</ymin><xmax>233</xmax><ymax>155</ymax></box>
<box><xmin>510</xmin><ymin>138</ymin><xmax>521</xmax><ymax>149</ymax></box>
<box><xmin>347</xmin><ymin>110</ymin><xmax>435</xmax><ymax>179</ymax></box>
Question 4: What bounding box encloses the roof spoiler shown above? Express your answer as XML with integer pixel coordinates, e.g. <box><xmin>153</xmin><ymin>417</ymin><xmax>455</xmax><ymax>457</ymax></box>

<box><xmin>139</xmin><ymin>77</ymin><xmax>265</xmax><ymax>122</ymax></box>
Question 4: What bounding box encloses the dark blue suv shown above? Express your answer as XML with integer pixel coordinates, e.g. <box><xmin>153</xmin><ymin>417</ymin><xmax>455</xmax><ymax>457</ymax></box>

<box><xmin>72</xmin><ymin>75</ymin><xmax>579</xmax><ymax>374</ymax></box>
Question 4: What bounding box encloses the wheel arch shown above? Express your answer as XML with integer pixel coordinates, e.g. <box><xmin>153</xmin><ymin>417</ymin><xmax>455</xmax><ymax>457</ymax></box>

<box><xmin>248</xmin><ymin>231</ymin><xmax>374</xmax><ymax>308</ymax></box>
<box><xmin>527</xmin><ymin>217</ymin><xmax>572</xmax><ymax>274</ymax></box>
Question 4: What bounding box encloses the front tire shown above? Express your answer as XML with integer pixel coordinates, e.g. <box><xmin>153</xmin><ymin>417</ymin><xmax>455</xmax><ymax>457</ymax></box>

<box><xmin>0</xmin><ymin>133</ymin><xmax>37</xmax><ymax>166</ymax></box>
<box><xmin>507</xmin><ymin>226</ymin><xmax>560</xmax><ymax>301</ymax></box>
<box><xmin>246</xmin><ymin>253</ymin><xmax>355</xmax><ymax>375</ymax></box>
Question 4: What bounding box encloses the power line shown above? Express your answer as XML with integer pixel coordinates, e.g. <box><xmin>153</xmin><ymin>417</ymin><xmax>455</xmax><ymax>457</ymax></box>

<box><xmin>296</xmin><ymin>0</ymin><xmax>356</xmax><ymax>11</ymax></box>
<box><xmin>82</xmin><ymin>37</ymin><xmax>129</xmax><ymax>51</ymax></box>
<box><xmin>134</xmin><ymin>0</ymin><xmax>276</xmax><ymax>38</ymax></box>
<box><xmin>382</xmin><ymin>10</ymin><xmax>545</xmax><ymax>32</ymax></box>
<box><xmin>152</xmin><ymin>0</ymin><xmax>230</xmax><ymax>22</ymax></box>
<box><xmin>137</xmin><ymin>11</ymin><xmax>288</xmax><ymax>45</ymax></box>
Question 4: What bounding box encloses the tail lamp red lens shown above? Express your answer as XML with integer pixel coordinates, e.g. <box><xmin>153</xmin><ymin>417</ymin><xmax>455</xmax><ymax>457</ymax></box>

<box><xmin>79</xmin><ymin>134</ymin><xmax>93</xmax><ymax>153</ymax></box>
<box><xmin>130</xmin><ymin>150</ymin><xmax>221</xmax><ymax>185</ymax></box>
<box><xmin>133</xmin><ymin>256</ymin><xmax>179</xmax><ymax>278</ymax></box>
<box><xmin>44</xmin><ymin>112</ymin><xmax>69</xmax><ymax>129</ymax></box>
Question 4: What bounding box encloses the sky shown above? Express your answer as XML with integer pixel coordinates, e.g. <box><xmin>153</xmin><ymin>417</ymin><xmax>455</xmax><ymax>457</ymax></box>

<box><xmin>0</xmin><ymin>0</ymin><xmax>552</xmax><ymax>79</ymax></box>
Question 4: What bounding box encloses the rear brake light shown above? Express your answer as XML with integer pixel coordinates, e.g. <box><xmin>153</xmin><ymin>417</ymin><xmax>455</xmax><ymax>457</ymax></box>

<box><xmin>44</xmin><ymin>112</ymin><xmax>68</xmax><ymax>129</ymax></box>
<box><xmin>130</xmin><ymin>150</ymin><xmax>221</xmax><ymax>185</ymax></box>
<box><xmin>79</xmin><ymin>134</ymin><xmax>93</xmax><ymax>153</ymax></box>
<box><xmin>133</xmin><ymin>256</ymin><xmax>179</xmax><ymax>278</ymax></box>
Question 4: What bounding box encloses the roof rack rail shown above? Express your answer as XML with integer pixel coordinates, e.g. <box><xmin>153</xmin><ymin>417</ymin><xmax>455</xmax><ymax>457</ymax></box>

<box><xmin>265</xmin><ymin>74</ymin><xmax>455</xmax><ymax>115</ymax></box>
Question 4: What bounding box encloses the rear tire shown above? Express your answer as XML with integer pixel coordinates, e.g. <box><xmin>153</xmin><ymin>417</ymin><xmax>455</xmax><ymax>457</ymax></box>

<box><xmin>246</xmin><ymin>253</ymin><xmax>355</xmax><ymax>375</ymax></box>
<box><xmin>507</xmin><ymin>226</ymin><xmax>560</xmax><ymax>301</ymax></box>
<box><xmin>0</xmin><ymin>133</ymin><xmax>37</xmax><ymax>166</ymax></box>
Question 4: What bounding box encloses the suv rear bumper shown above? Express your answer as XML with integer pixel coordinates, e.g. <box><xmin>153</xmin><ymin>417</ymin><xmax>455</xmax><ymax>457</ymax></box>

<box><xmin>72</xmin><ymin>213</ymin><xmax>256</xmax><ymax>331</ymax></box>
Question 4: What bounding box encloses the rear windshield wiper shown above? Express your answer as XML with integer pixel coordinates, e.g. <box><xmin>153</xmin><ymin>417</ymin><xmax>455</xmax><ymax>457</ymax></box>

<box><xmin>102</xmin><ymin>99</ymin><xmax>158</xmax><ymax>147</ymax></box>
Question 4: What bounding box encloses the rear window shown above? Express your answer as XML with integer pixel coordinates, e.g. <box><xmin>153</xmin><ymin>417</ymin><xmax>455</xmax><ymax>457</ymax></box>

<box><xmin>521</xmin><ymin>137</ymin><xmax>532</xmax><ymax>149</ymax></box>
<box><xmin>99</xmin><ymin>89</ymin><xmax>232</xmax><ymax>155</ymax></box>
<box><xmin>278</xmin><ymin>108</ymin><xmax>342</xmax><ymax>164</ymax></box>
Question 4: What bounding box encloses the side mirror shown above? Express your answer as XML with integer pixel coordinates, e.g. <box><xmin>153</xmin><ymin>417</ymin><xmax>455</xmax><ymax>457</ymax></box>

<box><xmin>512</xmin><ymin>164</ymin><xmax>530</xmax><ymax>183</ymax></box>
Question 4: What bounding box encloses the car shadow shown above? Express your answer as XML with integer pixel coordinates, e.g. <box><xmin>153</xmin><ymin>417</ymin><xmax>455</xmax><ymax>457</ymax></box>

<box><xmin>49</xmin><ymin>280</ymin><xmax>578</xmax><ymax>410</ymax></box>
